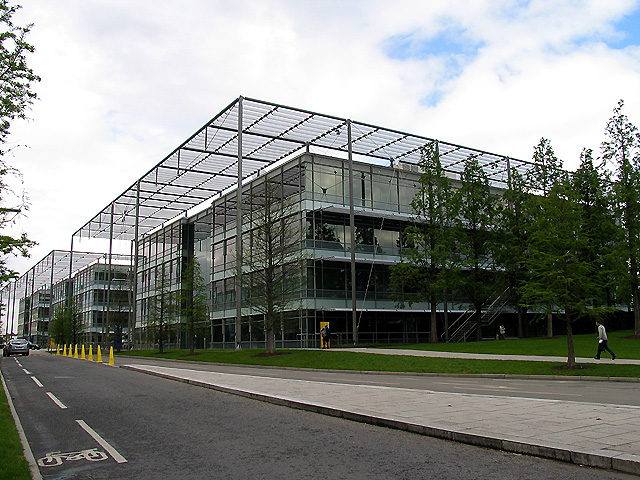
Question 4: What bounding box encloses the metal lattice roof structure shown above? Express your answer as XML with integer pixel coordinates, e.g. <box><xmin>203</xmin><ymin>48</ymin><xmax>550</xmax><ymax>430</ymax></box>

<box><xmin>74</xmin><ymin>96</ymin><xmax>536</xmax><ymax>243</ymax></box>
<box><xmin>2</xmin><ymin>250</ymin><xmax>133</xmax><ymax>296</ymax></box>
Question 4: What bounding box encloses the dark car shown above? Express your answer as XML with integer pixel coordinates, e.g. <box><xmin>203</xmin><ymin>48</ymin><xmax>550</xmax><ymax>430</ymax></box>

<box><xmin>3</xmin><ymin>339</ymin><xmax>30</xmax><ymax>356</ymax></box>
<box><xmin>27</xmin><ymin>341</ymin><xmax>41</xmax><ymax>350</ymax></box>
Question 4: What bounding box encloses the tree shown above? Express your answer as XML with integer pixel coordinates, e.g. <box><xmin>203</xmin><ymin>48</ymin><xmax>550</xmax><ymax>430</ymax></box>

<box><xmin>48</xmin><ymin>301</ymin><xmax>83</xmax><ymax>346</ymax></box>
<box><xmin>390</xmin><ymin>141</ymin><xmax>456</xmax><ymax>343</ymax></box>
<box><xmin>496</xmin><ymin>168</ymin><xmax>531</xmax><ymax>338</ymax></box>
<box><xmin>181</xmin><ymin>255</ymin><xmax>209</xmax><ymax>355</ymax></box>
<box><xmin>454</xmin><ymin>155</ymin><xmax>500</xmax><ymax>341</ymax></box>
<box><xmin>520</xmin><ymin>173</ymin><xmax>594</xmax><ymax>368</ymax></box>
<box><xmin>572</xmin><ymin>149</ymin><xmax>622</xmax><ymax>310</ymax></box>
<box><xmin>241</xmin><ymin>177</ymin><xmax>305</xmax><ymax>354</ymax></box>
<box><xmin>0</xmin><ymin>1</ymin><xmax>39</xmax><ymax>283</ymax></box>
<box><xmin>601</xmin><ymin>100</ymin><xmax>640</xmax><ymax>336</ymax></box>
<box><xmin>526</xmin><ymin>138</ymin><xmax>564</xmax><ymax>337</ymax></box>
<box><xmin>146</xmin><ymin>264</ymin><xmax>177</xmax><ymax>354</ymax></box>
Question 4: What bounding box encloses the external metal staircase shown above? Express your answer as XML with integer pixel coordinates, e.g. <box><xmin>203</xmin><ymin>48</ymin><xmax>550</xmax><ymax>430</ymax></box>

<box><xmin>446</xmin><ymin>287</ymin><xmax>510</xmax><ymax>342</ymax></box>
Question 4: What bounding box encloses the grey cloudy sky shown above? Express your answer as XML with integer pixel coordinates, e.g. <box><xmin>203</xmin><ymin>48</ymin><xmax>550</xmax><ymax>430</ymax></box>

<box><xmin>5</xmin><ymin>0</ymin><xmax>640</xmax><ymax>276</ymax></box>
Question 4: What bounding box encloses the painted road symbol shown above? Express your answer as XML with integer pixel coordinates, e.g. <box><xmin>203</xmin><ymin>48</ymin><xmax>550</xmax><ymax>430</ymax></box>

<box><xmin>37</xmin><ymin>448</ymin><xmax>108</xmax><ymax>467</ymax></box>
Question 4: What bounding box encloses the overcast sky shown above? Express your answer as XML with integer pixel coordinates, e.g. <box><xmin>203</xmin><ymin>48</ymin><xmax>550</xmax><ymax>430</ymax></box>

<box><xmin>5</xmin><ymin>0</ymin><xmax>640</xmax><ymax>277</ymax></box>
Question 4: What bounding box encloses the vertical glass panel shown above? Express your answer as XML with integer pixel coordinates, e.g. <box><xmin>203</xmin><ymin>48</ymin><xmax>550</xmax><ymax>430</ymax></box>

<box><xmin>372</xmin><ymin>171</ymin><xmax>398</xmax><ymax>211</ymax></box>
<box><xmin>375</xmin><ymin>229</ymin><xmax>400</xmax><ymax>255</ymax></box>
<box><xmin>399</xmin><ymin>176</ymin><xmax>419</xmax><ymax>213</ymax></box>
<box><xmin>213</xmin><ymin>242</ymin><xmax>224</xmax><ymax>272</ymax></box>
<box><xmin>353</xmin><ymin>169</ymin><xmax>371</xmax><ymax>208</ymax></box>
<box><xmin>313</xmin><ymin>164</ymin><xmax>343</xmax><ymax>203</ymax></box>
<box><xmin>226</xmin><ymin>237</ymin><xmax>236</xmax><ymax>267</ymax></box>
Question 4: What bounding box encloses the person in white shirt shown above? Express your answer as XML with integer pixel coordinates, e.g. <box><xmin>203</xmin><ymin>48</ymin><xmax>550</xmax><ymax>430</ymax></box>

<box><xmin>594</xmin><ymin>321</ymin><xmax>616</xmax><ymax>360</ymax></box>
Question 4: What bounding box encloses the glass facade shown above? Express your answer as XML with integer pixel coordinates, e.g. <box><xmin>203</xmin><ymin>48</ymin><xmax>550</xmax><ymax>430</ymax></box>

<box><xmin>134</xmin><ymin>152</ymin><xmax>472</xmax><ymax>349</ymax></box>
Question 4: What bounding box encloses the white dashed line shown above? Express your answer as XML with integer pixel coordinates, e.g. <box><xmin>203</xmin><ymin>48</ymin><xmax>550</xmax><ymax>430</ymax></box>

<box><xmin>46</xmin><ymin>392</ymin><xmax>68</xmax><ymax>409</ymax></box>
<box><xmin>30</xmin><ymin>376</ymin><xmax>44</xmax><ymax>388</ymax></box>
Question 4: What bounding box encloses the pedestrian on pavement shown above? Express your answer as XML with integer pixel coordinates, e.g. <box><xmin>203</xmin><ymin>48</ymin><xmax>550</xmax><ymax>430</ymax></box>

<box><xmin>321</xmin><ymin>324</ymin><xmax>331</xmax><ymax>349</ymax></box>
<box><xmin>499</xmin><ymin>324</ymin><xmax>506</xmax><ymax>340</ymax></box>
<box><xmin>594</xmin><ymin>320</ymin><xmax>616</xmax><ymax>360</ymax></box>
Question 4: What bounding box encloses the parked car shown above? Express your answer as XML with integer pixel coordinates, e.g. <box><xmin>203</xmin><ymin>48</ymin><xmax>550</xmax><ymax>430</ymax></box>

<box><xmin>3</xmin><ymin>339</ymin><xmax>30</xmax><ymax>356</ymax></box>
<box><xmin>27</xmin><ymin>341</ymin><xmax>41</xmax><ymax>350</ymax></box>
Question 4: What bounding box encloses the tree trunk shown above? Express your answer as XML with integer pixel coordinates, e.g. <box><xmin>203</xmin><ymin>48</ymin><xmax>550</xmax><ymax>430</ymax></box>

<box><xmin>546</xmin><ymin>311</ymin><xmax>553</xmax><ymax>338</ymax></box>
<box><xmin>565</xmin><ymin>311</ymin><xmax>575</xmax><ymax>368</ymax></box>
<box><xmin>475</xmin><ymin>304</ymin><xmax>483</xmax><ymax>342</ymax></box>
<box><xmin>266</xmin><ymin>326</ymin><xmax>276</xmax><ymax>354</ymax></box>
<box><xmin>443</xmin><ymin>289</ymin><xmax>450</xmax><ymax>342</ymax></box>
<box><xmin>517</xmin><ymin>306</ymin><xmax>523</xmax><ymax>339</ymax></box>
<box><xmin>632</xmin><ymin>280</ymin><xmax>640</xmax><ymax>337</ymax></box>
<box><xmin>429</xmin><ymin>293</ymin><xmax>438</xmax><ymax>343</ymax></box>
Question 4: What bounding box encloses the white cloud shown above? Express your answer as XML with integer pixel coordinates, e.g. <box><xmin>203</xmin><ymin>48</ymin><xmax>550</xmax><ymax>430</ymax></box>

<box><xmin>4</xmin><ymin>0</ymin><xmax>640</xmax><ymax>279</ymax></box>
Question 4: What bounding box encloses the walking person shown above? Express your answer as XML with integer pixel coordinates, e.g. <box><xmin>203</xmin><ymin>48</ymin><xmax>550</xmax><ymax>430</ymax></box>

<box><xmin>321</xmin><ymin>324</ymin><xmax>331</xmax><ymax>350</ymax></box>
<box><xmin>499</xmin><ymin>324</ymin><xmax>506</xmax><ymax>340</ymax></box>
<box><xmin>594</xmin><ymin>321</ymin><xmax>616</xmax><ymax>360</ymax></box>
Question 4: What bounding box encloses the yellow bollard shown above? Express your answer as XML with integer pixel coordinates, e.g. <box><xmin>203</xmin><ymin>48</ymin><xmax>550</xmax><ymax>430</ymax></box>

<box><xmin>108</xmin><ymin>346</ymin><xmax>114</xmax><ymax>366</ymax></box>
<box><xmin>74</xmin><ymin>344</ymin><xmax>78</xmax><ymax>359</ymax></box>
<box><xmin>97</xmin><ymin>345</ymin><xmax>102</xmax><ymax>363</ymax></box>
<box><xmin>56</xmin><ymin>344</ymin><xmax>60</xmax><ymax>356</ymax></box>
<box><xmin>81</xmin><ymin>345</ymin><xmax>86</xmax><ymax>360</ymax></box>
<box><xmin>63</xmin><ymin>344</ymin><xmax>67</xmax><ymax>357</ymax></box>
<box><xmin>87</xmin><ymin>345</ymin><xmax>93</xmax><ymax>361</ymax></box>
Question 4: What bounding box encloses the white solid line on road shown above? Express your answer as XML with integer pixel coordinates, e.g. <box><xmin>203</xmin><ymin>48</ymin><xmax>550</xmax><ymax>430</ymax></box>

<box><xmin>76</xmin><ymin>419</ymin><xmax>127</xmax><ymax>464</ymax></box>
<box><xmin>30</xmin><ymin>376</ymin><xmax>44</xmax><ymax>388</ymax></box>
<box><xmin>46</xmin><ymin>392</ymin><xmax>68</xmax><ymax>409</ymax></box>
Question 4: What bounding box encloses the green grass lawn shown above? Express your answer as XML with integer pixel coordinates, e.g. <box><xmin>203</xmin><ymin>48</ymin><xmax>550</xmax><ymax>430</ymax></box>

<box><xmin>384</xmin><ymin>329</ymin><xmax>639</xmax><ymax>359</ymax></box>
<box><xmin>0</xmin><ymin>377</ymin><xmax>32</xmax><ymax>480</ymax></box>
<box><xmin>119</xmin><ymin>330</ymin><xmax>640</xmax><ymax>378</ymax></box>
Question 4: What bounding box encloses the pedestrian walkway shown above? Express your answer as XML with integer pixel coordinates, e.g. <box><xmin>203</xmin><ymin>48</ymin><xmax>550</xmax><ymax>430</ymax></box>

<box><xmin>123</xmin><ymin>362</ymin><xmax>640</xmax><ymax>476</ymax></box>
<box><xmin>334</xmin><ymin>348</ymin><xmax>640</xmax><ymax>366</ymax></box>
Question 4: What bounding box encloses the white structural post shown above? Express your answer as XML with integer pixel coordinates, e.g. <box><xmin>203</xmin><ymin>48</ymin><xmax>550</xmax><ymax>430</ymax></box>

<box><xmin>235</xmin><ymin>96</ymin><xmax>243</xmax><ymax>349</ymax></box>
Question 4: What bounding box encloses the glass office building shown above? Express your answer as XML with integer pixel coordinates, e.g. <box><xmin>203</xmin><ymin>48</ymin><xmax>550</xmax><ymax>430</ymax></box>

<box><xmin>3</xmin><ymin>97</ymin><xmax>540</xmax><ymax>347</ymax></box>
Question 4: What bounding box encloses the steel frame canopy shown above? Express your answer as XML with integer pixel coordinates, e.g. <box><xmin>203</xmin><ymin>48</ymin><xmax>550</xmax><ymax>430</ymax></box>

<box><xmin>73</xmin><ymin>96</ymin><xmax>536</xmax><ymax>243</ymax></box>
<box><xmin>0</xmin><ymin>250</ymin><xmax>133</xmax><ymax>335</ymax></box>
<box><xmin>3</xmin><ymin>250</ymin><xmax>132</xmax><ymax>296</ymax></box>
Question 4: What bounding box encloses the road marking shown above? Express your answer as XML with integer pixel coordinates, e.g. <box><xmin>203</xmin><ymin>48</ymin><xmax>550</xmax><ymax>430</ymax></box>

<box><xmin>23</xmin><ymin>369</ymin><xmax>32</xmax><ymax>374</ymax></box>
<box><xmin>30</xmin><ymin>376</ymin><xmax>44</xmax><ymax>388</ymax></box>
<box><xmin>38</xmin><ymin>448</ymin><xmax>108</xmax><ymax>467</ymax></box>
<box><xmin>76</xmin><ymin>420</ymin><xmax>127</xmax><ymax>463</ymax></box>
<box><xmin>46</xmin><ymin>392</ymin><xmax>67</xmax><ymax>409</ymax></box>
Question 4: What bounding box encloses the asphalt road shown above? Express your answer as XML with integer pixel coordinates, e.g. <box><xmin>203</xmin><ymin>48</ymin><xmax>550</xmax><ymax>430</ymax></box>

<box><xmin>2</xmin><ymin>351</ymin><xmax>637</xmax><ymax>480</ymax></box>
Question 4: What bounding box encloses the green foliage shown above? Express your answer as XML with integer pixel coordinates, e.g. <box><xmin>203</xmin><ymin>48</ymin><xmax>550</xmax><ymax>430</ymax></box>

<box><xmin>181</xmin><ymin>255</ymin><xmax>209</xmax><ymax>354</ymax></box>
<box><xmin>390</xmin><ymin>141</ymin><xmax>456</xmax><ymax>342</ymax></box>
<box><xmin>146</xmin><ymin>264</ymin><xmax>178</xmax><ymax>354</ymax></box>
<box><xmin>495</xmin><ymin>169</ymin><xmax>530</xmax><ymax>336</ymax></box>
<box><xmin>453</xmin><ymin>155</ymin><xmax>500</xmax><ymax>341</ymax></box>
<box><xmin>572</xmin><ymin>148</ymin><xmax>622</xmax><ymax>308</ymax></box>
<box><xmin>0</xmin><ymin>380</ymin><xmax>31</xmax><ymax>480</ymax></box>
<box><xmin>0</xmin><ymin>1</ymin><xmax>40</xmax><ymax>146</ymax></box>
<box><xmin>0</xmin><ymin>1</ymin><xmax>39</xmax><ymax>284</ymax></box>
<box><xmin>602</xmin><ymin>100</ymin><xmax>640</xmax><ymax>335</ymax></box>
<box><xmin>48</xmin><ymin>301</ymin><xmax>83</xmax><ymax>345</ymax></box>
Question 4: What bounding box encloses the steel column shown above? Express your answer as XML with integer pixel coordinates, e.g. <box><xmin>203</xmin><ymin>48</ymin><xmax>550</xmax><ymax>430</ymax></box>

<box><xmin>347</xmin><ymin>120</ymin><xmax>357</xmax><ymax>345</ymax></box>
<box><xmin>132</xmin><ymin>181</ymin><xmax>140</xmax><ymax>348</ymax></box>
<box><xmin>49</xmin><ymin>251</ymin><xmax>54</xmax><ymax>346</ymax></box>
<box><xmin>235</xmin><ymin>96</ymin><xmax>243</xmax><ymax>349</ymax></box>
<box><xmin>106</xmin><ymin>203</ymin><xmax>114</xmax><ymax>347</ymax></box>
